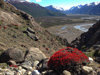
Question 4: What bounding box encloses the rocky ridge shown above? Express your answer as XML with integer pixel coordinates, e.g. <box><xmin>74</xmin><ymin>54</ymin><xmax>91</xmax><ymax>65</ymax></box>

<box><xmin>70</xmin><ymin>20</ymin><xmax>100</xmax><ymax>49</ymax></box>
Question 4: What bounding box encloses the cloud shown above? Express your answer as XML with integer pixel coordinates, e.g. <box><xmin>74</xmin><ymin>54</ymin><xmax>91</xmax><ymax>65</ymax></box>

<box><xmin>36</xmin><ymin>0</ymin><xmax>41</xmax><ymax>2</ymax></box>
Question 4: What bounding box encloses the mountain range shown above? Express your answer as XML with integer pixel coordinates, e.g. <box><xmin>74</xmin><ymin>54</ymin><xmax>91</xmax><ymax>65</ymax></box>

<box><xmin>6</xmin><ymin>0</ymin><xmax>66</xmax><ymax>17</ymax></box>
<box><xmin>46</xmin><ymin>2</ymin><xmax>100</xmax><ymax>15</ymax></box>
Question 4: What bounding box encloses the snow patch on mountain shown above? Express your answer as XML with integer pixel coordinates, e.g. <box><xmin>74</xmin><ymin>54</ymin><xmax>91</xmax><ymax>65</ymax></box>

<box><xmin>53</xmin><ymin>6</ymin><xmax>64</xmax><ymax>11</ymax></box>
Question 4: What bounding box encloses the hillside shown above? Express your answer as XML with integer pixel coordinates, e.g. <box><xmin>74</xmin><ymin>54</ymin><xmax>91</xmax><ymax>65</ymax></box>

<box><xmin>6</xmin><ymin>0</ymin><xmax>66</xmax><ymax>17</ymax></box>
<box><xmin>65</xmin><ymin>2</ymin><xmax>100</xmax><ymax>15</ymax></box>
<box><xmin>70</xmin><ymin>20</ymin><xmax>100</xmax><ymax>49</ymax></box>
<box><xmin>0</xmin><ymin>0</ymin><xmax>67</xmax><ymax>57</ymax></box>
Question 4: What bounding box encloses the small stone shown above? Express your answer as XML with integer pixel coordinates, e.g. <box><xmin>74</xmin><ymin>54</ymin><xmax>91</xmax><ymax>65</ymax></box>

<box><xmin>32</xmin><ymin>61</ymin><xmax>39</xmax><ymax>67</ymax></box>
<box><xmin>5</xmin><ymin>71</ymin><xmax>15</xmax><ymax>75</ymax></box>
<box><xmin>96</xmin><ymin>57</ymin><xmax>100</xmax><ymax>62</ymax></box>
<box><xmin>27</xmin><ymin>27</ymin><xmax>35</xmax><ymax>34</ymax></box>
<box><xmin>14</xmin><ymin>72</ymin><xmax>20</xmax><ymax>75</ymax></box>
<box><xmin>82</xmin><ymin>66</ymin><xmax>93</xmax><ymax>74</ymax></box>
<box><xmin>0</xmin><ymin>68</ymin><xmax>10</xmax><ymax>72</ymax></box>
<box><xmin>0</xmin><ymin>72</ymin><xmax>5</xmax><ymax>75</ymax></box>
<box><xmin>32</xmin><ymin>67</ymin><xmax>36</xmax><ymax>71</ymax></box>
<box><xmin>32</xmin><ymin>70</ymin><xmax>40</xmax><ymax>75</ymax></box>
<box><xmin>89</xmin><ymin>57</ymin><xmax>93</xmax><ymax>63</ymax></box>
<box><xmin>28</xmin><ymin>71</ymin><xmax>32</xmax><ymax>75</ymax></box>
<box><xmin>22</xmin><ymin>65</ymin><xmax>32</xmax><ymax>70</ymax></box>
<box><xmin>21</xmin><ymin>69</ymin><xmax>26</xmax><ymax>74</ymax></box>
<box><xmin>7</xmin><ymin>60</ymin><xmax>16</xmax><ymax>65</ymax></box>
<box><xmin>62</xmin><ymin>70</ymin><xmax>71</xmax><ymax>75</ymax></box>
<box><xmin>18</xmin><ymin>66</ymin><xmax>22</xmax><ymax>70</ymax></box>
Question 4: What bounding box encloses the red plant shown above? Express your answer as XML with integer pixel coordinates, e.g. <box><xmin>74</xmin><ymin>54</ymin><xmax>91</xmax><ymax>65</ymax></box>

<box><xmin>1</xmin><ymin>20</ymin><xmax>4</xmax><ymax>22</ymax></box>
<box><xmin>14</xmin><ymin>24</ymin><xmax>19</xmax><ymax>26</ymax></box>
<box><xmin>43</xmin><ymin>41</ymin><xmax>45</xmax><ymax>43</ymax></box>
<box><xmin>0</xmin><ymin>27</ymin><xmax>1</xmax><ymax>28</ymax></box>
<box><xmin>46</xmin><ymin>48</ymin><xmax>49</xmax><ymax>50</ymax></box>
<box><xmin>4</xmin><ymin>27</ymin><xmax>7</xmax><ymax>29</ymax></box>
<box><xmin>9</xmin><ymin>65</ymin><xmax>17</xmax><ymax>68</ymax></box>
<box><xmin>51</xmin><ymin>42</ymin><xmax>54</xmax><ymax>45</ymax></box>
<box><xmin>35</xmin><ymin>28</ymin><xmax>37</xmax><ymax>30</ymax></box>
<box><xmin>47</xmin><ymin>47</ymin><xmax>89</xmax><ymax>73</ymax></box>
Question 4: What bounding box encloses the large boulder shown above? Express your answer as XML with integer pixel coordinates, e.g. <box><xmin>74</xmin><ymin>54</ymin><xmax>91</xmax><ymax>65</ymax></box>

<box><xmin>47</xmin><ymin>47</ymin><xmax>89</xmax><ymax>74</ymax></box>
<box><xmin>0</xmin><ymin>48</ymin><xmax>24</xmax><ymax>63</ymax></box>
<box><xmin>24</xmin><ymin>47</ymin><xmax>46</xmax><ymax>64</ymax></box>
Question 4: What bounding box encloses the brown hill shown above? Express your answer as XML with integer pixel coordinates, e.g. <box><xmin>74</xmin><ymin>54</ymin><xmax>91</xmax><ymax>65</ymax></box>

<box><xmin>70</xmin><ymin>20</ymin><xmax>100</xmax><ymax>49</ymax></box>
<box><xmin>0</xmin><ymin>0</ymin><xmax>67</xmax><ymax>56</ymax></box>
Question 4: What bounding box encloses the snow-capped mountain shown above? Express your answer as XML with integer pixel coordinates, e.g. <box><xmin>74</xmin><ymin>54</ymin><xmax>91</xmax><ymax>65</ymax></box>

<box><xmin>69</xmin><ymin>5</ymin><xmax>83</xmax><ymax>10</ymax></box>
<box><xmin>64</xmin><ymin>2</ymin><xmax>100</xmax><ymax>15</ymax></box>
<box><xmin>45</xmin><ymin>5</ymin><xmax>64</xmax><ymax>12</ymax></box>
<box><xmin>53</xmin><ymin>6</ymin><xmax>64</xmax><ymax>11</ymax></box>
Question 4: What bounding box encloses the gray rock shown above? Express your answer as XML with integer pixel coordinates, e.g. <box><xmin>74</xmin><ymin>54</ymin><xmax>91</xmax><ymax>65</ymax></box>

<box><xmin>0</xmin><ymin>48</ymin><xmax>24</xmax><ymax>63</ymax></box>
<box><xmin>82</xmin><ymin>66</ymin><xmax>93</xmax><ymax>74</ymax></box>
<box><xmin>7</xmin><ymin>60</ymin><xmax>17</xmax><ymax>65</ymax></box>
<box><xmin>62</xmin><ymin>70</ymin><xmax>71</xmax><ymax>75</ymax></box>
<box><xmin>0</xmin><ymin>72</ymin><xmax>5</xmax><ymax>75</ymax></box>
<box><xmin>24</xmin><ymin>47</ymin><xmax>46</xmax><ymax>64</ymax></box>
<box><xmin>21</xmin><ymin>61</ymin><xmax>32</xmax><ymax>66</ymax></box>
<box><xmin>5</xmin><ymin>71</ymin><xmax>15</xmax><ymax>75</ymax></box>
<box><xmin>20</xmin><ymin>69</ymin><xmax>26</xmax><ymax>75</ymax></box>
<box><xmin>27</xmin><ymin>31</ymin><xmax>38</xmax><ymax>41</ymax></box>
<box><xmin>14</xmin><ymin>72</ymin><xmax>20</xmax><ymax>75</ymax></box>
<box><xmin>95</xmin><ymin>57</ymin><xmax>100</xmax><ymax>62</ymax></box>
<box><xmin>32</xmin><ymin>61</ymin><xmax>39</xmax><ymax>67</ymax></box>
<box><xmin>0</xmin><ymin>68</ymin><xmax>10</xmax><ymax>72</ymax></box>
<box><xmin>27</xmin><ymin>27</ymin><xmax>35</xmax><ymax>34</ymax></box>
<box><xmin>93</xmin><ymin>45</ymin><xmax>100</xmax><ymax>50</ymax></box>
<box><xmin>21</xmin><ymin>65</ymin><xmax>32</xmax><ymax>70</ymax></box>
<box><xmin>37</xmin><ymin>58</ymin><xmax>49</xmax><ymax>72</ymax></box>
<box><xmin>18</xmin><ymin>66</ymin><xmax>22</xmax><ymax>70</ymax></box>
<box><xmin>31</xmin><ymin>70</ymin><xmax>40</xmax><ymax>75</ymax></box>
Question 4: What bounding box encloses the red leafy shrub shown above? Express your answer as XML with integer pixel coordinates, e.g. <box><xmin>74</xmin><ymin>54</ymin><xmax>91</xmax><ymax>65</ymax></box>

<box><xmin>0</xmin><ymin>27</ymin><xmax>1</xmax><ymax>28</ymax></box>
<box><xmin>14</xmin><ymin>24</ymin><xmax>19</xmax><ymax>26</ymax></box>
<box><xmin>9</xmin><ymin>65</ymin><xmax>17</xmax><ymax>68</ymax></box>
<box><xmin>46</xmin><ymin>48</ymin><xmax>49</xmax><ymax>50</ymax></box>
<box><xmin>47</xmin><ymin>47</ymin><xmax>89</xmax><ymax>73</ymax></box>
<box><xmin>4</xmin><ymin>27</ymin><xmax>7</xmax><ymax>29</ymax></box>
<box><xmin>1</xmin><ymin>20</ymin><xmax>4</xmax><ymax>22</ymax></box>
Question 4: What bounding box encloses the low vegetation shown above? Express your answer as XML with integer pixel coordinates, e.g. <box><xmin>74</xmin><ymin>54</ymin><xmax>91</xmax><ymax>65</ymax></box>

<box><xmin>35</xmin><ymin>16</ymin><xmax>97</xmax><ymax>28</ymax></box>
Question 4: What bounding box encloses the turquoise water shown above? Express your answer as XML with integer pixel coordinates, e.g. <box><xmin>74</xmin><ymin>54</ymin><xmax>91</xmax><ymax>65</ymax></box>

<box><xmin>61</xmin><ymin>26</ymin><xmax>67</xmax><ymax>30</ymax></box>
<box><xmin>74</xmin><ymin>24</ymin><xmax>93</xmax><ymax>32</ymax></box>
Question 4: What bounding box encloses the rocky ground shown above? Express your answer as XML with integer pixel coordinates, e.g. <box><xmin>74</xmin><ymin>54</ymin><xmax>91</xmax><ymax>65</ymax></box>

<box><xmin>0</xmin><ymin>47</ymin><xmax>100</xmax><ymax>75</ymax></box>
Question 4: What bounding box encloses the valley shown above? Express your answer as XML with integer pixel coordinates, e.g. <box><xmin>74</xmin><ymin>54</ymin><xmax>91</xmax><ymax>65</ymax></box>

<box><xmin>35</xmin><ymin>14</ymin><xmax>100</xmax><ymax>43</ymax></box>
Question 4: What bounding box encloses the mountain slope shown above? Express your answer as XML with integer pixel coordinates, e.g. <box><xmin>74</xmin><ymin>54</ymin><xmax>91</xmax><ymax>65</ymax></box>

<box><xmin>6</xmin><ymin>0</ymin><xmax>66</xmax><ymax>17</ymax></box>
<box><xmin>0</xmin><ymin>0</ymin><xmax>67</xmax><ymax>56</ymax></box>
<box><xmin>70</xmin><ymin>20</ymin><xmax>100</xmax><ymax>49</ymax></box>
<box><xmin>65</xmin><ymin>2</ymin><xmax>100</xmax><ymax>15</ymax></box>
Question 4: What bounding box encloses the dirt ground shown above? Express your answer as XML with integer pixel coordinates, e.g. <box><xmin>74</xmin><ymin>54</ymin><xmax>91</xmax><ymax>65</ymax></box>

<box><xmin>47</xmin><ymin>22</ymin><xmax>96</xmax><ymax>43</ymax></box>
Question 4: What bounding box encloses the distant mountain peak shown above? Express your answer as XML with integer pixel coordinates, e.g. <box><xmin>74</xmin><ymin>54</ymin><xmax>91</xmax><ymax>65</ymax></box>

<box><xmin>46</xmin><ymin>5</ymin><xmax>64</xmax><ymax>11</ymax></box>
<box><xmin>64</xmin><ymin>1</ymin><xmax>100</xmax><ymax>15</ymax></box>
<box><xmin>53</xmin><ymin>6</ymin><xmax>64</xmax><ymax>11</ymax></box>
